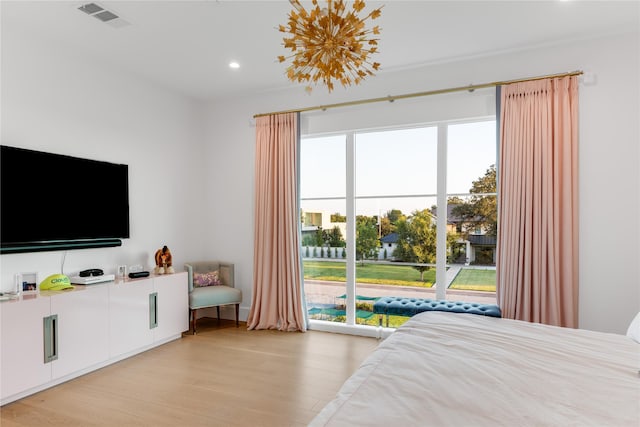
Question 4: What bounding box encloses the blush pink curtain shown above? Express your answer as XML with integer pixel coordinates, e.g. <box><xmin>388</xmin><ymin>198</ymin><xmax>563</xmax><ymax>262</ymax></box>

<box><xmin>496</xmin><ymin>76</ymin><xmax>579</xmax><ymax>328</ymax></box>
<box><xmin>247</xmin><ymin>112</ymin><xmax>307</xmax><ymax>332</ymax></box>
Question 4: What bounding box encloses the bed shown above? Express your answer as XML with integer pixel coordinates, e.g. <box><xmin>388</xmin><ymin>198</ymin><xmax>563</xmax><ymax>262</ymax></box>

<box><xmin>310</xmin><ymin>312</ymin><xmax>640</xmax><ymax>426</ymax></box>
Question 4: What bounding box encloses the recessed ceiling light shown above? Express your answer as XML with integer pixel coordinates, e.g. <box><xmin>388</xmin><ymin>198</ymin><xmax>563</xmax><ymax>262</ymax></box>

<box><xmin>229</xmin><ymin>62</ymin><xmax>240</xmax><ymax>69</ymax></box>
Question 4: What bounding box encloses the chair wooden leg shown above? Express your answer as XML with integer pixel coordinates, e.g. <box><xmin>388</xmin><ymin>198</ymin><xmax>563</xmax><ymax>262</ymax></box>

<box><xmin>191</xmin><ymin>308</ymin><xmax>197</xmax><ymax>334</ymax></box>
<box><xmin>216</xmin><ymin>306</ymin><xmax>221</xmax><ymax>323</ymax></box>
<box><xmin>235</xmin><ymin>304</ymin><xmax>239</xmax><ymax>327</ymax></box>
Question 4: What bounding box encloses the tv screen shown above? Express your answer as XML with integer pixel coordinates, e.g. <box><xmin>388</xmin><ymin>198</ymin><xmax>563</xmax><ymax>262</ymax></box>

<box><xmin>1</xmin><ymin>145</ymin><xmax>130</xmax><ymax>253</ymax></box>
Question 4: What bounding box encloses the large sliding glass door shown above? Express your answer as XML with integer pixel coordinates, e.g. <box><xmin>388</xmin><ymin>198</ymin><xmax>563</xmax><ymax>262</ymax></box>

<box><xmin>301</xmin><ymin>119</ymin><xmax>497</xmax><ymax>330</ymax></box>
<box><xmin>352</xmin><ymin>127</ymin><xmax>439</xmax><ymax>327</ymax></box>
<box><xmin>300</xmin><ymin>90</ymin><xmax>497</xmax><ymax>331</ymax></box>
<box><xmin>300</xmin><ymin>135</ymin><xmax>347</xmax><ymax>323</ymax></box>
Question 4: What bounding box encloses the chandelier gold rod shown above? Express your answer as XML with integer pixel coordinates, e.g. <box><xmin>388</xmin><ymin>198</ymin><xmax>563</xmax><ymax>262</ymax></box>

<box><xmin>253</xmin><ymin>70</ymin><xmax>583</xmax><ymax>118</ymax></box>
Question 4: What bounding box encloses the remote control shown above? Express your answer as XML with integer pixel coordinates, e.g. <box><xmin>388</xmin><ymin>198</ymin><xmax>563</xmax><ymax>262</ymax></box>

<box><xmin>128</xmin><ymin>271</ymin><xmax>150</xmax><ymax>279</ymax></box>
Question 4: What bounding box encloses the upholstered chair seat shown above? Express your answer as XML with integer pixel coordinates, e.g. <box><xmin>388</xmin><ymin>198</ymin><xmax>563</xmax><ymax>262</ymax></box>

<box><xmin>184</xmin><ymin>261</ymin><xmax>241</xmax><ymax>333</ymax></box>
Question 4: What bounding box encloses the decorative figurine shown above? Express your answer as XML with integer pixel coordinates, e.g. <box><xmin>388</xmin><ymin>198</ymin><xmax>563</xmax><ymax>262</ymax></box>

<box><xmin>154</xmin><ymin>245</ymin><xmax>174</xmax><ymax>274</ymax></box>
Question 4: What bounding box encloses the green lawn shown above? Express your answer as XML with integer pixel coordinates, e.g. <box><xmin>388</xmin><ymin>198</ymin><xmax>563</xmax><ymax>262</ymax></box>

<box><xmin>305</xmin><ymin>260</ymin><xmax>496</xmax><ymax>327</ymax></box>
<box><xmin>303</xmin><ymin>260</ymin><xmax>496</xmax><ymax>291</ymax></box>
<box><xmin>308</xmin><ymin>313</ymin><xmax>412</xmax><ymax>328</ymax></box>
<box><xmin>304</xmin><ymin>260</ymin><xmax>435</xmax><ymax>288</ymax></box>
<box><xmin>449</xmin><ymin>268</ymin><xmax>496</xmax><ymax>292</ymax></box>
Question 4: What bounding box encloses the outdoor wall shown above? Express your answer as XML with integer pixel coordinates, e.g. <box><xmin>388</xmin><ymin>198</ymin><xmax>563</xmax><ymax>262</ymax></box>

<box><xmin>205</xmin><ymin>31</ymin><xmax>639</xmax><ymax>334</ymax></box>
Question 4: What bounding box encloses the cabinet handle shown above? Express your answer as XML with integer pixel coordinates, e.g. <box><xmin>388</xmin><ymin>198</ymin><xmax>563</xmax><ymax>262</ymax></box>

<box><xmin>149</xmin><ymin>292</ymin><xmax>158</xmax><ymax>329</ymax></box>
<box><xmin>43</xmin><ymin>314</ymin><xmax>59</xmax><ymax>363</ymax></box>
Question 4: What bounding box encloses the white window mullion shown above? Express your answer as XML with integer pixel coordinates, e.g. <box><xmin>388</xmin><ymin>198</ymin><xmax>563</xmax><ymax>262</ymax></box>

<box><xmin>436</xmin><ymin>124</ymin><xmax>448</xmax><ymax>300</ymax></box>
<box><xmin>345</xmin><ymin>132</ymin><xmax>356</xmax><ymax>325</ymax></box>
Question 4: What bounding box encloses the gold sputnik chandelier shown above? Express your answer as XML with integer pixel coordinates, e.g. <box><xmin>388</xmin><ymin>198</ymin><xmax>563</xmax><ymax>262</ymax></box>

<box><xmin>278</xmin><ymin>0</ymin><xmax>383</xmax><ymax>93</ymax></box>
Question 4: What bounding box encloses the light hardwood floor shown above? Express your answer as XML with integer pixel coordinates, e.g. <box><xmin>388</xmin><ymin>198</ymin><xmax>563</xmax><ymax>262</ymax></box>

<box><xmin>0</xmin><ymin>318</ymin><xmax>379</xmax><ymax>426</ymax></box>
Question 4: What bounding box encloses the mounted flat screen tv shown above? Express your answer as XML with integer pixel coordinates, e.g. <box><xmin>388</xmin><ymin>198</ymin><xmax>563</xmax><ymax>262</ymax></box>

<box><xmin>1</xmin><ymin>145</ymin><xmax>130</xmax><ymax>254</ymax></box>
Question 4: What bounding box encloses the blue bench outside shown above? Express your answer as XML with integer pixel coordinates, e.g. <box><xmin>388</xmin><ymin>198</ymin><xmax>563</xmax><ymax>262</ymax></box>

<box><xmin>373</xmin><ymin>297</ymin><xmax>501</xmax><ymax>327</ymax></box>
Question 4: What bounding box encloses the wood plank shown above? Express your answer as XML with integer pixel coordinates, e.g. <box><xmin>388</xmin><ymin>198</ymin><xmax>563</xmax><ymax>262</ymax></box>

<box><xmin>0</xmin><ymin>318</ymin><xmax>379</xmax><ymax>426</ymax></box>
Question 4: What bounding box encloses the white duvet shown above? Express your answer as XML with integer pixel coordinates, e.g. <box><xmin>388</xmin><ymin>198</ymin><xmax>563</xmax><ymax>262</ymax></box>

<box><xmin>310</xmin><ymin>312</ymin><xmax>640</xmax><ymax>426</ymax></box>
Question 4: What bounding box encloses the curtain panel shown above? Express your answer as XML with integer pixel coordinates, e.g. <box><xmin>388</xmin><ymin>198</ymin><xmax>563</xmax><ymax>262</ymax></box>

<box><xmin>496</xmin><ymin>76</ymin><xmax>579</xmax><ymax>328</ymax></box>
<box><xmin>247</xmin><ymin>112</ymin><xmax>307</xmax><ymax>332</ymax></box>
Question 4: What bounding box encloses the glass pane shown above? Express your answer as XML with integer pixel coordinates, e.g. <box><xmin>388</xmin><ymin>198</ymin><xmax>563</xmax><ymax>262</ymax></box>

<box><xmin>447</xmin><ymin>120</ymin><xmax>496</xmax><ymax>195</ymax></box>
<box><xmin>353</xmin><ymin>196</ymin><xmax>439</xmax><ymax>328</ymax></box>
<box><xmin>301</xmin><ymin>202</ymin><xmax>348</xmax><ymax>324</ymax></box>
<box><xmin>446</xmin><ymin>121</ymin><xmax>496</xmax><ymax>305</ymax></box>
<box><xmin>301</xmin><ymin>136</ymin><xmax>347</xmax><ymax>324</ymax></box>
<box><xmin>446</xmin><ymin>194</ymin><xmax>497</xmax><ymax>304</ymax></box>
<box><xmin>355</xmin><ymin>127</ymin><xmax>438</xmax><ymax>197</ymax></box>
<box><xmin>353</xmin><ymin>126</ymin><xmax>439</xmax><ymax>328</ymax></box>
<box><xmin>300</xmin><ymin>135</ymin><xmax>346</xmax><ymax>199</ymax></box>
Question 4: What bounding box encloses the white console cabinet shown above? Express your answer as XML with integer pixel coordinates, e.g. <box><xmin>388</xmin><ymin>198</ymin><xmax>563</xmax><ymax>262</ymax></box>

<box><xmin>0</xmin><ymin>296</ymin><xmax>52</xmax><ymax>399</ymax></box>
<box><xmin>152</xmin><ymin>273</ymin><xmax>189</xmax><ymax>343</ymax></box>
<box><xmin>50</xmin><ymin>284</ymin><xmax>110</xmax><ymax>380</ymax></box>
<box><xmin>0</xmin><ymin>272</ymin><xmax>188</xmax><ymax>405</ymax></box>
<box><xmin>109</xmin><ymin>278</ymin><xmax>155</xmax><ymax>358</ymax></box>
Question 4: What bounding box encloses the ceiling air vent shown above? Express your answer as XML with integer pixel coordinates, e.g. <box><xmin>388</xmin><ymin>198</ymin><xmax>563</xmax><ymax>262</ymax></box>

<box><xmin>78</xmin><ymin>3</ymin><xmax>104</xmax><ymax>15</ymax></box>
<box><xmin>93</xmin><ymin>10</ymin><xmax>118</xmax><ymax>22</ymax></box>
<box><xmin>77</xmin><ymin>3</ymin><xmax>130</xmax><ymax>28</ymax></box>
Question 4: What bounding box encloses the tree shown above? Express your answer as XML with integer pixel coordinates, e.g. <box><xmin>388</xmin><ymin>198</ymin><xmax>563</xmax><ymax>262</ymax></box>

<box><xmin>330</xmin><ymin>212</ymin><xmax>346</xmax><ymax>222</ymax></box>
<box><xmin>385</xmin><ymin>209</ymin><xmax>404</xmax><ymax>224</ymax></box>
<box><xmin>356</xmin><ymin>216</ymin><xmax>379</xmax><ymax>263</ymax></box>
<box><xmin>313</xmin><ymin>227</ymin><xmax>325</xmax><ymax>246</ymax></box>
<box><xmin>380</xmin><ymin>209</ymin><xmax>405</xmax><ymax>238</ymax></box>
<box><xmin>379</xmin><ymin>216</ymin><xmax>393</xmax><ymax>237</ymax></box>
<box><xmin>323</xmin><ymin>225</ymin><xmax>345</xmax><ymax>247</ymax></box>
<box><xmin>451</xmin><ymin>165</ymin><xmax>497</xmax><ymax>236</ymax></box>
<box><xmin>301</xmin><ymin>234</ymin><xmax>315</xmax><ymax>247</ymax></box>
<box><xmin>302</xmin><ymin>227</ymin><xmax>324</xmax><ymax>246</ymax></box>
<box><xmin>393</xmin><ymin>209</ymin><xmax>437</xmax><ymax>281</ymax></box>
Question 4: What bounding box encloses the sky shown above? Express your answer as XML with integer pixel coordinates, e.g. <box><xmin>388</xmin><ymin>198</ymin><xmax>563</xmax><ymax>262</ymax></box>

<box><xmin>300</xmin><ymin>119</ymin><xmax>496</xmax><ymax>217</ymax></box>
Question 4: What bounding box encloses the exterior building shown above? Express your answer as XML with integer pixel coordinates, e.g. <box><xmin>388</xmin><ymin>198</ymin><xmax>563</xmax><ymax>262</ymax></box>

<box><xmin>301</xmin><ymin>208</ymin><xmax>496</xmax><ymax>265</ymax></box>
<box><xmin>379</xmin><ymin>232</ymin><xmax>398</xmax><ymax>260</ymax></box>
<box><xmin>435</xmin><ymin>204</ymin><xmax>496</xmax><ymax>265</ymax></box>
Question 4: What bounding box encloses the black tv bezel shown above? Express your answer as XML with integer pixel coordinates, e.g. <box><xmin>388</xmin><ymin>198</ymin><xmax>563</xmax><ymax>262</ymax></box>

<box><xmin>0</xmin><ymin>239</ymin><xmax>123</xmax><ymax>254</ymax></box>
<box><xmin>0</xmin><ymin>145</ymin><xmax>130</xmax><ymax>254</ymax></box>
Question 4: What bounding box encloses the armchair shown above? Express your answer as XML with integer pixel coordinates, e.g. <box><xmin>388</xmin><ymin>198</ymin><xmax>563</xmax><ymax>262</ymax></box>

<box><xmin>184</xmin><ymin>261</ymin><xmax>242</xmax><ymax>333</ymax></box>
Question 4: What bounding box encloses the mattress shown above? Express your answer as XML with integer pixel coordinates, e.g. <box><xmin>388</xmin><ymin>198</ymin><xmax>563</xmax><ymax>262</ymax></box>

<box><xmin>310</xmin><ymin>312</ymin><xmax>640</xmax><ymax>426</ymax></box>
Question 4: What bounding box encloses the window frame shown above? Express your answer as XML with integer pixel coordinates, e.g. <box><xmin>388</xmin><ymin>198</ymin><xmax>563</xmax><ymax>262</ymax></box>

<box><xmin>301</xmin><ymin>116</ymin><xmax>497</xmax><ymax>332</ymax></box>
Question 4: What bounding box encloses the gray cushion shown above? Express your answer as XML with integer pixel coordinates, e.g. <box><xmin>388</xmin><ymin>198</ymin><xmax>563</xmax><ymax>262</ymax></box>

<box><xmin>190</xmin><ymin>285</ymin><xmax>241</xmax><ymax>309</ymax></box>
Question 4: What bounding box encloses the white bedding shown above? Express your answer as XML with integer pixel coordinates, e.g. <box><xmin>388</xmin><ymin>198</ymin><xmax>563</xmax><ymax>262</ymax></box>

<box><xmin>310</xmin><ymin>312</ymin><xmax>640</xmax><ymax>426</ymax></box>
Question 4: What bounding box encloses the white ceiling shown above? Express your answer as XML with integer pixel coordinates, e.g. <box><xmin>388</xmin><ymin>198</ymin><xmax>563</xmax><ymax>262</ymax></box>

<box><xmin>2</xmin><ymin>0</ymin><xmax>638</xmax><ymax>100</ymax></box>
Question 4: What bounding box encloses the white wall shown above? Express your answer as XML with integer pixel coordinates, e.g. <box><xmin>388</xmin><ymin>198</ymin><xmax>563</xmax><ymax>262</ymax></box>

<box><xmin>1</xmin><ymin>36</ymin><xmax>207</xmax><ymax>288</ymax></box>
<box><xmin>3</xmin><ymin>28</ymin><xmax>637</xmax><ymax>334</ymax></box>
<box><xmin>205</xmin><ymin>32</ymin><xmax>639</xmax><ymax>334</ymax></box>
